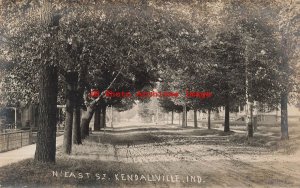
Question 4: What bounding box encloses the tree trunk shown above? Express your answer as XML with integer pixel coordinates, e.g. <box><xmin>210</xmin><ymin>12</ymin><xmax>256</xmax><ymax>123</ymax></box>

<box><xmin>279</xmin><ymin>18</ymin><xmax>291</xmax><ymax>140</ymax></box>
<box><xmin>63</xmin><ymin>72</ymin><xmax>77</xmax><ymax>155</ymax></box>
<box><xmin>253</xmin><ymin>103</ymin><xmax>258</xmax><ymax>131</ymax></box>
<box><xmin>78</xmin><ymin>64</ymin><xmax>121</xmax><ymax>138</ymax></box>
<box><xmin>276</xmin><ymin>107</ymin><xmax>278</xmax><ymax>123</ymax></box>
<box><xmin>208</xmin><ymin>108</ymin><xmax>211</xmax><ymax>130</ymax></box>
<box><xmin>94</xmin><ymin>105</ymin><xmax>101</xmax><ymax>131</ymax></box>
<box><xmin>182</xmin><ymin>107</ymin><xmax>185</xmax><ymax>128</ymax></box>
<box><xmin>34</xmin><ymin>65</ymin><xmax>58</xmax><ymax>163</ymax></box>
<box><xmin>281</xmin><ymin>92</ymin><xmax>289</xmax><ymax>139</ymax></box>
<box><xmin>224</xmin><ymin>101</ymin><xmax>230</xmax><ymax>132</ymax></box>
<box><xmin>182</xmin><ymin>105</ymin><xmax>187</xmax><ymax>128</ymax></box>
<box><xmin>103</xmin><ymin>106</ymin><xmax>106</xmax><ymax>128</ymax></box>
<box><xmin>72</xmin><ymin>86</ymin><xmax>82</xmax><ymax>145</ymax></box>
<box><xmin>186</xmin><ymin>109</ymin><xmax>188</xmax><ymax>127</ymax></box>
<box><xmin>182</xmin><ymin>111</ymin><xmax>184</xmax><ymax>127</ymax></box>
<box><xmin>253</xmin><ymin>116</ymin><xmax>257</xmax><ymax>132</ymax></box>
<box><xmin>80</xmin><ymin>106</ymin><xmax>94</xmax><ymax>139</ymax></box>
<box><xmin>73</xmin><ymin>66</ymin><xmax>88</xmax><ymax>144</ymax></box>
<box><xmin>166</xmin><ymin>112</ymin><xmax>168</xmax><ymax>124</ymax></box>
<box><xmin>110</xmin><ymin>106</ymin><xmax>113</xmax><ymax>128</ymax></box>
<box><xmin>72</xmin><ymin>105</ymin><xmax>81</xmax><ymax>144</ymax></box>
<box><xmin>100</xmin><ymin>105</ymin><xmax>107</xmax><ymax>129</ymax></box>
<box><xmin>74</xmin><ymin>57</ymin><xmax>88</xmax><ymax>143</ymax></box>
<box><xmin>194</xmin><ymin>109</ymin><xmax>198</xmax><ymax>128</ymax></box>
<box><xmin>85</xmin><ymin>117</ymin><xmax>90</xmax><ymax>136</ymax></box>
<box><xmin>34</xmin><ymin>0</ymin><xmax>60</xmax><ymax>163</ymax></box>
<box><xmin>171</xmin><ymin>110</ymin><xmax>174</xmax><ymax>125</ymax></box>
<box><xmin>247</xmin><ymin>103</ymin><xmax>254</xmax><ymax>138</ymax></box>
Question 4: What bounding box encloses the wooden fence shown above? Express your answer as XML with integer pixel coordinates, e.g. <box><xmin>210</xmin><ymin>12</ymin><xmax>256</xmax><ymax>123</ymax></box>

<box><xmin>0</xmin><ymin>130</ymin><xmax>33</xmax><ymax>152</ymax></box>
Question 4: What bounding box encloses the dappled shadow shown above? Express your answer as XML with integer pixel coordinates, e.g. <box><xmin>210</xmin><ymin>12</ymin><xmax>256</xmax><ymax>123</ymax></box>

<box><xmin>87</xmin><ymin>129</ymin><xmax>230</xmax><ymax>146</ymax></box>
<box><xmin>87</xmin><ymin>132</ymin><xmax>164</xmax><ymax>146</ymax></box>
<box><xmin>97</xmin><ymin>126</ymin><xmax>193</xmax><ymax>133</ymax></box>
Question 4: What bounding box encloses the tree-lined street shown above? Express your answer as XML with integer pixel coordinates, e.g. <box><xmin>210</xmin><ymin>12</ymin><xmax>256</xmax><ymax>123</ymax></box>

<box><xmin>0</xmin><ymin>0</ymin><xmax>299</xmax><ymax>187</ymax></box>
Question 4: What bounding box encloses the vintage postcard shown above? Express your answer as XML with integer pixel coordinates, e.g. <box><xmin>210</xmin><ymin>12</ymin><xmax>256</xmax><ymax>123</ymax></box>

<box><xmin>0</xmin><ymin>0</ymin><xmax>299</xmax><ymax>187</ymax></box>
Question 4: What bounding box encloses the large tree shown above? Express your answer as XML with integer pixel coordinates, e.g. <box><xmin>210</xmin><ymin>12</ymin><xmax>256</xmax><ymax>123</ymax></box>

<box><xmin>1</xmin><ymin>0</ymin><xmax>62</xmax><ymax>163</ymax></box>
<box><xmin>276</xmin><ymin>0</ymin><xmax>300</xmax><ymax>139</ymax></box>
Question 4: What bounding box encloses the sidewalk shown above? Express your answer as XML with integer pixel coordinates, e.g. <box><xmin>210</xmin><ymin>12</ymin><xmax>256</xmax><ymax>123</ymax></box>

<box><xmin>0</xmin><ymin>135</ymin><xmax>63</xmax><ymax>167</ymax></box>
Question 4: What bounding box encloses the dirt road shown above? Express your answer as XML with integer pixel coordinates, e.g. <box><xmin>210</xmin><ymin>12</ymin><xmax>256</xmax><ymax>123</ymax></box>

<box><xmin>1</xmin><ymin>124</ymin><xmax>299</xmax><ymax>187</ymax></box>
<box><xmin>63</xmin><ymin>124</ymin><xmax>300</xmax><ymax>187</ymax></box>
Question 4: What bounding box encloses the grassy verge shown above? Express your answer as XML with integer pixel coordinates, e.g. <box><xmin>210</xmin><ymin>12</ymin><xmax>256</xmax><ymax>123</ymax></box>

<box><xmin>0</xmin><ymin>158</ymin><xmax>145</xmax><ymax>187</ymax></box>
<box><xmin>0</xmin><ymin>158</ymin><xmax>208</xmax><ymax>188</ymax></box>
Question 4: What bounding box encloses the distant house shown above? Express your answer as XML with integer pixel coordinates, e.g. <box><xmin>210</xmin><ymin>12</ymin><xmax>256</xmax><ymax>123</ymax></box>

<box><xmin>0</xmin><ymin>104</ymin><xmax>66</xmax><ymax>131</ymax></box>
<box><xmin>0</xmin><ymin>104</ymin><xmax>38</xmax><ymax>129</ymax></box>
<box><xmin>197</xmin><ymin>104</ymin><xmax>300</xmax><ymax>124</ymax></box>
<box><xmin>0</xmin><ymin>107</ymin><xmax>18</xmax><ymax>129</ymax></box>
<box><xmin>260</xmin><ymin>105</ymin><xmax>300</xmax><ymax>123</ymax></box>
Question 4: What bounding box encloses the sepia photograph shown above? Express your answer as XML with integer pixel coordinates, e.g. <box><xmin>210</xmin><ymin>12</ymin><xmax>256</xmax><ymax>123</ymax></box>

<box><xmin>0</xmin><ymin>0</ymin><xmax>299</xmax><ymax>187</ymax></box>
